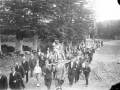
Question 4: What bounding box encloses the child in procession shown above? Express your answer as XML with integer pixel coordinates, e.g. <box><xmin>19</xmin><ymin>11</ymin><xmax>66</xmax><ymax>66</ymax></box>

<box><xmin>34</xmin><ymin>60</ymin><xmax>42</xmax><ymax>87</ymax></box>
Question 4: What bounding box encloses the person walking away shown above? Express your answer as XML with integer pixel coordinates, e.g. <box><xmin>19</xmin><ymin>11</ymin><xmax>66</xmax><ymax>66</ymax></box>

<box><xmin>43</xmin><ymin>60</ymin><xmax>52</xmax><ymax>90</ymax></box>
<box><xmin>34</xmin><ymin>60</ymin><xmax>42</xmax><ymax>87</ymax></box>
<box><xmin>68</xmin><ymin>56</ymin><xmax>77</xmax><ymax>87</ymax></box>
<box><xmin>15</xmin><ymin>62</ymin><xmax>25</xmax><ymax>79</ymax></box>
<box><xmin>29</xmin><ymin>53</ymin><xmax>37</xmax><ymax>77</ymax></box>
<box><xmin>9</xmin><ymin>66</ymin><xmax>25</xmax><ymax>90</ymax></box>
<box><xmin>83</xmin><ymin>62</ymin><xmax>91</xmax><ymax>87</ymax></box>
<box><xmin>0</xmin><ymin>69</ymin><xmax>8</xmax><ymax>90</ymax></box>
<box><xmin>54</xmin><ymin>60</ymin><xmax>66</xmax><ymax>89</ymax></box>
<box><xmin>21</xmin><ymin>55</ymin><xmax>30</xmax><ymax>83</ymax></box>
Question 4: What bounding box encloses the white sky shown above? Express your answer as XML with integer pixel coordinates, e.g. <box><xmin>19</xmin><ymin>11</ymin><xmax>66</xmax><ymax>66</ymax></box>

<box><xmin>94</xmin><ymin>0</ymin><xmax>120</xmax><ymax>22</ymax></box>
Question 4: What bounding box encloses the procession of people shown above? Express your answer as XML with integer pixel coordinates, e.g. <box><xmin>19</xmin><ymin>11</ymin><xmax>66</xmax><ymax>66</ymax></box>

<box><xmin>0</xmin><ymin>39</ymin><xmax>103</xmax><ymax>90</ymax></box>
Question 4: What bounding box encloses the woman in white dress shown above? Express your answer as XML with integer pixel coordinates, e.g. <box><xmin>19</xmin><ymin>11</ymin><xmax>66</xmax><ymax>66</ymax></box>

<box><xmin>34</xmin><ymin>60</ymin><xmax>42</xmax><ymax>87</ymax></box>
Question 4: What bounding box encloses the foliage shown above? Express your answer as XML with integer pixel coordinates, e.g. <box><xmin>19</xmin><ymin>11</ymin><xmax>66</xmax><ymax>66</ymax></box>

<box><xmin>97</xmin><ymin>20</ymin><xmax>120</xmax><ymax>39</ymax></box>
<box><xmin>0</xmin><ymin>0</ymin><xmax>95</xmax><ymax>42</ymax></box>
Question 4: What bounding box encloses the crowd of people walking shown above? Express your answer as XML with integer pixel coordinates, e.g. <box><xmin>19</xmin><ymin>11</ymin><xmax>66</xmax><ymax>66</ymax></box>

<box><xmin>0</xmin><ymin>39</ymin><xmax>103</xmax><ymax>90</ymax></box>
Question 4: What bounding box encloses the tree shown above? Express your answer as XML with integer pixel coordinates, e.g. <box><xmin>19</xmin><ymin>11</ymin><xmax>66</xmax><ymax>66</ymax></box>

<box><xmin>0</xmin><ymin>0</ymin><xmax>56</xmax><ymax>52</ymax></box>
<box><xmin>0</xmin><ymin>0</ymin><xmax>95</xmax><ymax>53</ymax></box>
<box><xmin>97</xmin><ymin>20</ymin><xmax>120</xmax><ymax>39</ymax></box>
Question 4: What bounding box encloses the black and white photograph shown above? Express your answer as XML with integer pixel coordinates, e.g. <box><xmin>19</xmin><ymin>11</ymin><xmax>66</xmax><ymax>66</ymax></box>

<box><xmin>0</xmin><ymin>0</ymin><xmax>120</xmax><ymax>90</ymax></box>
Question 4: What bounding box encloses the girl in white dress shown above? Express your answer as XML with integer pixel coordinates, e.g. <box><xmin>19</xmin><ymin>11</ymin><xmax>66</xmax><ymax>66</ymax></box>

<box><xmin>34</xmin><ymin>60</ymin><xmax>42</xmax><ymax>87</ymax></box>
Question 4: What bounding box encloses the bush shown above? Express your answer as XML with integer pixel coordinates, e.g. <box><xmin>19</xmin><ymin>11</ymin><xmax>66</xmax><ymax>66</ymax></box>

<box><xmin>1</xmin><ymin>44</ymin><xmax>15</xmax><ymax>53</ymax></box>
<box><xmin>23</xmin><ymin>45</ymin><xmax>32</xmax><ymax>51</ymax></box>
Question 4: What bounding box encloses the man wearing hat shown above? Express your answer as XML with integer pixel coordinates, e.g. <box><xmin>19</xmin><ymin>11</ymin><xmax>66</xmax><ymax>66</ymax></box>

<box><xmin>9</xmin><ymin>66</ymin><xmax>25</xmax><ymax>90</ymax></box>
<box><xmin>75</xmin><ymin>56</ymin><xmax>82</xmax><ymax>83</ymax></box>
<box><xmin>68</xmin><ymin>56</ymin><xmax>77</xmax><ymax>87</ymax></box>
<box><xmin>43</xmin><ymin>60</ymin><xmax>52</xmax><ymax>90</ymax></box>
<box><xmin>39</xmin><ymin>53</ymin><xmax>45</xmax><ymax>76</ymax></box>
<box><xmin>15</xmin><ymin>62</ymin><xmax>25</xmax><ymax>78</ymax></box>
<box><xmin>29</xmin><ymin>53</ymin><xmax>37</xmax><ymax>77</ymax></box>
<box><xmin>21</xmin><ymin>55</ymin><xmax>30</xmax><ymax>83</ymax></box>
<box><xmin>83</xmin><ymin>62</ymin><xmax>91</xmax><ymax>87</ymax></box>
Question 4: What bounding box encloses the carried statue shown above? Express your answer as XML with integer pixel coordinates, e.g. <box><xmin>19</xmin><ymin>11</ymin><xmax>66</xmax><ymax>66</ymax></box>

<box><xmin>52</xmin><ymin>39</ymin><xmax>65</xmax><ymax>62</ymax></box>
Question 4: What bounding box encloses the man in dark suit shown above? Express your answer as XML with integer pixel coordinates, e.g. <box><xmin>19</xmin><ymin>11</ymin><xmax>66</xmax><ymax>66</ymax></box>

<box><xmin>15</xmin><ymin>62</ymin><xmax>25</xmax><ymax>78</ymax></box>
<box><xmin>43</xmin><ymin>60</ymin><xmax>52</xmax><ymax>90</ymax></box>
<box><xmin>9</xmin><ymin>66</ymin><xmax>25</xmax><ymax>90</ymax></box>
<box><xmin>87</xmin><ymin>49</ymin><xmax>93</xmax><ymax>63</ymax></box>
<box><xmin>68</xmin><ymin>56</ymin><xmax>77</xmax><ymax>87</ymax></box>
<box><xmin>75</xmin><ymin>57</ymin><xmax>82</xmax><ymax>83</ymax></box>
<box><xmin>29</xmin><ymin>53</ymin><xmax>37</xmax><ymax>77</ymax></box>
<box><xmin>21</xmin><ymin>56</ymin><xmax>30</xmax><ymax>83</ymax></box>
<box><xmin>83</xmin><ymin>62</ymin><xmax>91</xmax><ymax>87</ymax></box>
<box><xmin>38</xmin><ymin>53</ymin><xmax>45</xmax><ymax>75</ymax></box>
<box><xmin>0</xmin><ymin>69</ymin><xmax>8</xmax><ymax>90</ymax></box>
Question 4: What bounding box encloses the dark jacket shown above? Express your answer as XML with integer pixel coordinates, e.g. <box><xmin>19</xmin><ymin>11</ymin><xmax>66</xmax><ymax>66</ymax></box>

<box><xmin>15</xmin><ymin>65</ymin><xmax>25</xmax><ymax>78</ymax></box>
<box><xmin>76</xmin><ymin>60</ymin><xmax>82</xmax><ymax>73</ymax></box>
<box><xmin>83</xmin><ymin>66</ymin><xmax>91</xmax><ymax>74</ymax></box>
<box><xmin>29</xmin><ymin>57</ymin><xmax>37</xmax><ymax>69</ymax></box>
<box><xmin>68</xmin><ymin>61</ymin><xmax>77</xmax><ymax>75</ymax></box>
<box><xmin>43</xmin><ymin>65</ymin><xmax>52</xmax><ymax>79</ymax></box>
<box><xmin>39</xmin><ymin>56</ymin><xmax>45</xmax><ymax>68</ymax></box>
<box><xmin>9</xmin><ymin>72</ymin><xmax>25</xmax><ymax>89</ymax></box>
<box><xmin>0</xmin><ymin>75</ymin><xmax>8</xmax><ymax>90</ymax></box>
<box><xmin>21</xmin><ymin>61</ymin><xmax>30</xmax><ymax>71</ymax></box>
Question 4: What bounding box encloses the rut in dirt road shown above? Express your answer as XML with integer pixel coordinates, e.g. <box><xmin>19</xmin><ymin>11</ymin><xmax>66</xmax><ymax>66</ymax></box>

<box><xmin>90</xmin><ymin>40</ymin><xmax>120</xmax><ymax>89</ymax></box>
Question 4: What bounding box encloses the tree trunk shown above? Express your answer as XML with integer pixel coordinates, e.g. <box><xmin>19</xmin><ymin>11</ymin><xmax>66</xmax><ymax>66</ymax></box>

<box><xmin>16</xmin><ymin>39</ymin><xmax>23</xmax><ymax>54</ymax></box>
<box><xmin>0</xmin><ymin>31</ymin><xmax>2</xmax><ymax>54</ymax></box>
<box><xmin>32</xmin><ymin>34</ymin><xmax>38</xmax><ymax>52</ymax></box>
<box><xmin>15</xmin><ymin>30</ymin><xmax>24</xmax><ymax>54</ymax></box>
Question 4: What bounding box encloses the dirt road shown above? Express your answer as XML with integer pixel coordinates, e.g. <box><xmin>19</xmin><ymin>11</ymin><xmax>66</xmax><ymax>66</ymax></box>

<box><xmin>1</xmin><ymin>40</ymin><xmax>120</xmax><ymax>90</ymax></box>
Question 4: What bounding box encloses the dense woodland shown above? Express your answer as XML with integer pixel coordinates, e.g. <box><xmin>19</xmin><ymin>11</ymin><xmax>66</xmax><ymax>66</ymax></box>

<box><xmin>97</xmin><ymin>20</ymin><xmax>120</xmax><ymax>39</ymax></box>
<box><xmin>0</xmin><ymin>0</ymin><xmax>96</xmax><ymax>54</ymax></box>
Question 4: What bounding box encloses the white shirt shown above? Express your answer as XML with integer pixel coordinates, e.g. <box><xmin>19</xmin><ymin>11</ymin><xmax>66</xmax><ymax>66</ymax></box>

<box><xmin>13</xmin><ymin>72</ymin><xmax>16</xmax><ymax>76</ymax></box>
<box><xmin>23</xmin><ymin>61</ymin><xmax>25</xmax><ymax>63</ymax></box>
<box><xmin>76</xmin><ymin>61</ymin><xmax>79</xmax><ymax>64</ymax></box>
<box><xmin>34</xmin><ymin>66</ymin><xmax>41</xmax><ymax>74</ymax></box>
<box><xmin>71</xmin><ymin>61</ymin><xmax>73</xmax><ymax>68</ymax></box>
<box><xmin>82</xmin><ymin>63</ymin><xmax>85</xmax><ymax>68</ymax></box>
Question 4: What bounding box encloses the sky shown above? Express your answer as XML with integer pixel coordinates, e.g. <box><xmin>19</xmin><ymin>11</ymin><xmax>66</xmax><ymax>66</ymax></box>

<box><xmin>94</xmin><ymin>0</ymin><xmax>120</xmax><ymax>22</ymax></box>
